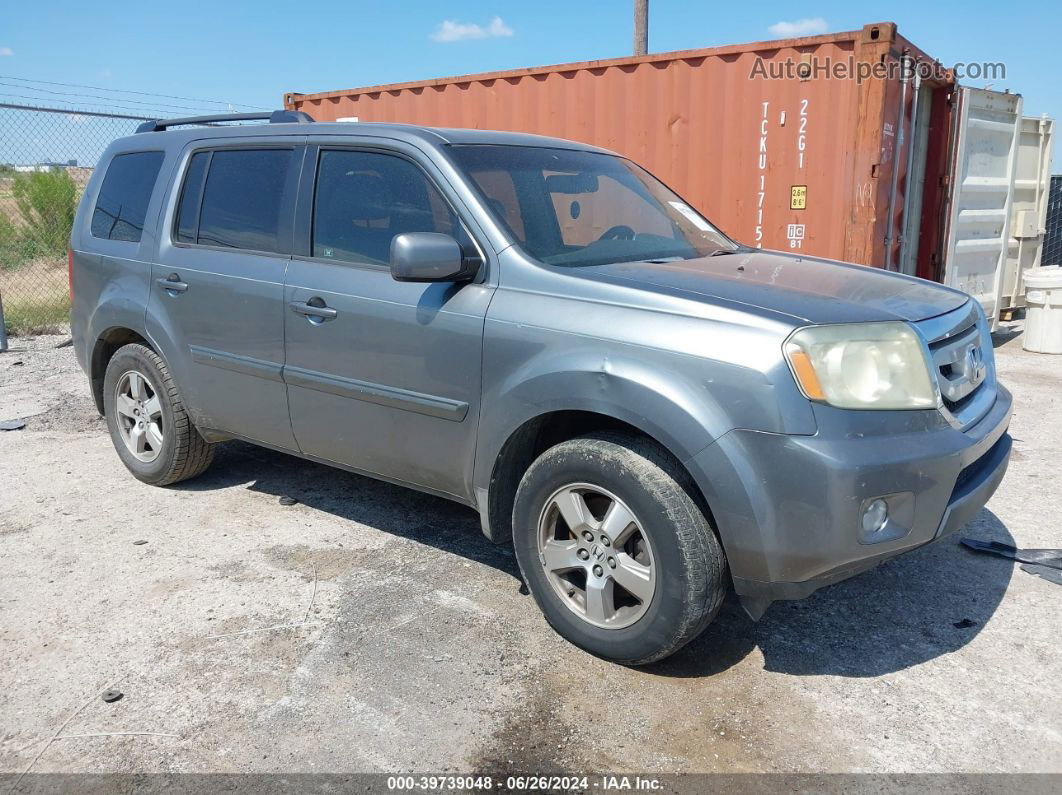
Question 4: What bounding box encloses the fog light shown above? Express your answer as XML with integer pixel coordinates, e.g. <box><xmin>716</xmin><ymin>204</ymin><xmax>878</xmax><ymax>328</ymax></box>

<box><xmin>862</xmin><ymin>499</ymin><xmax>889</xmax><ymax>535</ymax></box>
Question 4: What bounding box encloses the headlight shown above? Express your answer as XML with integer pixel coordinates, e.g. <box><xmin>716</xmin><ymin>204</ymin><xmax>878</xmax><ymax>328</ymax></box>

<box><xmin>784</xmin><ymin>322</ymin><xmax>938</xmax><ymax>410</ymax></box>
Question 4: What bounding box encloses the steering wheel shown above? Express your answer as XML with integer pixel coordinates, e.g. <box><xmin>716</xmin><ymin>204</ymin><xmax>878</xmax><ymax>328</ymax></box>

<box><xmin>598</xmin><ymin>225</ymin><xmax>636</xmax><ymax>242</ymax></box>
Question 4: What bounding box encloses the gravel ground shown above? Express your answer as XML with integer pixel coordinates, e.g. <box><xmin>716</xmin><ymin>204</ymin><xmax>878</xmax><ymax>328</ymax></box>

<box><xmin>0</xmin><ymin>328</ymin><xmax>1059</xmax><ymax>777</ymax></box>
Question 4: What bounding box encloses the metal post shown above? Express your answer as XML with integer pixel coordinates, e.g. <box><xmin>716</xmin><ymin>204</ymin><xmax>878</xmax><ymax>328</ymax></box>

<box><xmin>634</xmin><ymin>0</ymin><xmax>648</xmax><ymax>56</ymax></box>
<box><xmin>0</xmin><ymin>291</ymin><xmax>8</xmax><ymax>353</ymax></box>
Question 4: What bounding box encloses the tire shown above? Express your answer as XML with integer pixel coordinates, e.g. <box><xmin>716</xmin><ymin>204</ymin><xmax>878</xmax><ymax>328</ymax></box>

<box><xmin>102</xmin><ymin>343</ymin><xmax>214</xmax><ymax>486</ymax></box>
<box><xmin>512</xmin><ymin>432</ymin><xmax>726</xmax><ymax>665</ymax></box>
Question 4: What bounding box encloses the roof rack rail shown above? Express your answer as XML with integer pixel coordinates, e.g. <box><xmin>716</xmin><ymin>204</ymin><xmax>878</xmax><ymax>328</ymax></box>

<box><xmin>135</xmin><ymin>110</ymin><xmax>314</xmax><ymax>133</ymax></box>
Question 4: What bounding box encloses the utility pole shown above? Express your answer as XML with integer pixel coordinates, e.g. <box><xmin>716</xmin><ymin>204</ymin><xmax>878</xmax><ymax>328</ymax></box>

<box><xmin>634</xmin><ymin>0</ymin><xmax>648</xmax><ymax>56</ymax></box>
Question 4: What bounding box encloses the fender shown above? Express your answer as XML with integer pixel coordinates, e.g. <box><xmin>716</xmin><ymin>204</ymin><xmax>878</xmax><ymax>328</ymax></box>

<box><xmin>472</xmin><ymin>346</ymin><xmax>786</xmax><ymax>540</ymax></box>
<box><xmin>82</xmin><ymin>268</ymin><xmax>153</xmax><ymax>414</ymax></box>
<box><xmin>476</xmin><ymin>353</ymin><xmax>729</xmax><ymax>477</ymax></box>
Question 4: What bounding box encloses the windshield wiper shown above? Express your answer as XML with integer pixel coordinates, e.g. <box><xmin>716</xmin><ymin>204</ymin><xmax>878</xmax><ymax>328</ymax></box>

<box><xmin>710</xmin><ymin>249</ymin><xmax>737</xmax><ymax>256</ymax></box>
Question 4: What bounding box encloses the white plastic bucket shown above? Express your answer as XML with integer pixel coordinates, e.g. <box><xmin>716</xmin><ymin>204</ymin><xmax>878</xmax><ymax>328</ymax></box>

<box><xmin>1023</xmin><ymin>265</ymin><xmax>1062</xmax><ymax>354</ymax></box>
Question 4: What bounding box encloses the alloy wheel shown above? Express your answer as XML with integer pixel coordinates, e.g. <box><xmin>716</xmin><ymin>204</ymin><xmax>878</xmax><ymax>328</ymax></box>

<box><xmin>536</xmin><ymin>483</ymin><xmax>657</xmax><ymax>629</ymax></box>
<box><xmin>114</xmin><ymin>370</ymin><xmax>164</xmax><ymax>463</ymax></box>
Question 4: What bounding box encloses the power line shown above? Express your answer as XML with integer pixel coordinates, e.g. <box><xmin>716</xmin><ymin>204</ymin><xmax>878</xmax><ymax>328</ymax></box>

<box><xmin>0</xmin><ymin>81</ymin><xmax>226</xmax><ymax>115</ymax></box>
<box><xmin>0</xmin><ymin>74</ymin><xmax>269</xmax><ymax>111</ymax></box>
<box><xmin>0</xmin><ymin>92</ymin><xmax>185</xmax><ymax>118</ymax></box>
<box><xmin>0</xmin><ymin>93</ymin><xmax>182</xmax><ymax>117</ymax></box>
<box><xmin>0</xmin><ymin>101</ymin><xmax>152</xmax><ymax>121</ymax></box>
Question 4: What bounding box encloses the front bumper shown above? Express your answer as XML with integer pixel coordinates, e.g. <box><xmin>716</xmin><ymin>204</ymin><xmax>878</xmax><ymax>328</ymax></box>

<box><xmin>687</xmin><ymin>385</ymin><xmax>1013</xmax><ymax>618</ymax></box>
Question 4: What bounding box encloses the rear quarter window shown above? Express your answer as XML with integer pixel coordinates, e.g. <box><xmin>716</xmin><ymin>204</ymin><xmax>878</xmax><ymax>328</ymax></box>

<box><xmin>90</xmin><ymin>151</ymin><xmax>165</xmax><ymax>242</ymax></box>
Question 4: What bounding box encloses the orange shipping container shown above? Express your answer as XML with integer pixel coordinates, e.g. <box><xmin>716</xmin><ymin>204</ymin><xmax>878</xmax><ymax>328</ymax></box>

<box><xmin>286</xmin><ymin>22</ymin><xmax>955</xmax><ymax>281</ymax></box>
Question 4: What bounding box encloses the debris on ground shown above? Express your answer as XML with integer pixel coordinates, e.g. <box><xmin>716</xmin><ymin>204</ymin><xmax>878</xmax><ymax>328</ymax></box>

<box><xmin>1020</xmin><ymin>564</ymin><xmax>1062</xmax><ymax>586</ymax></box>
<box><xmin>961</xmin><ymin>538</ymin><xmax>1062</xmax><ymax>588</ymax></box>
<box><xmin>961</xmin><ymin>538</ymin><xmax>1062</xmax><ymax>569</ymax></box>
<box><xmin>101</xmin><ymin>689</ymin><xmax>123</xmax><ymax>703</ymax></box>
<box><xmin>278</xmin><ymin>496</ymin><xmax>298</xmax><ymax>506</ymax></box>
<box><xmin>0</xmin><ymin>418</ymin><xmax>26</xmax><ymax>431</ymax></box>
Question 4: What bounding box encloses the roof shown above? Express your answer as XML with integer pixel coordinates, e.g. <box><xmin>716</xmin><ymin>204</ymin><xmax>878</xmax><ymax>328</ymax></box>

<box><xmin>108</xmin><ymin>120</ymin><xmax>612</xmax><ymax>154</ymax></box>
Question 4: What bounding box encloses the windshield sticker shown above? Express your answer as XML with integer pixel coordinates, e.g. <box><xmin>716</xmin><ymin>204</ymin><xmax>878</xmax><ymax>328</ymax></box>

<box><xmin>668</xmin><ymin>201</ymin><xmax>713</xmax><ymax>232</ymax></box>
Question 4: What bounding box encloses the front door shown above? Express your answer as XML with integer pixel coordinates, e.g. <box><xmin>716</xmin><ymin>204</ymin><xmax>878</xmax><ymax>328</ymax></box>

<box><xmin>148</xmin><ymin>143</ymin><xmax>302</xmax><ymax>450</ymax></box>
<box><xmin>283</xmin><ymin>146</ymin><xmax>492</xmax><ymax>500</ymax></box>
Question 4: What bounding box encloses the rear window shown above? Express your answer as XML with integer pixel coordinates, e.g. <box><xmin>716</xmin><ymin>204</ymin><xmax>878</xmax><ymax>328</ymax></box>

<box><xmin>177</xmin><ymin>149</ymin><xmax>293</xmax><ymax>253</ymax></box>
<box><xmin>90</xmin><ymin>151</ymin><xmax>165</xmax><ymax>242</ymax></box>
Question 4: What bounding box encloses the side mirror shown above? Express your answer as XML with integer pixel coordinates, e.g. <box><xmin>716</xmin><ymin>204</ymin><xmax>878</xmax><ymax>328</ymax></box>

<box><xmin>390</xmin><ymin>232</ymin><xmax>480</xmax><ymax>283</ymax></box>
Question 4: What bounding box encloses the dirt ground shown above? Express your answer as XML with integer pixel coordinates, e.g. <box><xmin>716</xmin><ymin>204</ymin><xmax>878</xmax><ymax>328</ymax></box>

<box><xmin>0</xmin><ymin>327</ymin><xmax>1059</xmax><ymax>778</ymax></box>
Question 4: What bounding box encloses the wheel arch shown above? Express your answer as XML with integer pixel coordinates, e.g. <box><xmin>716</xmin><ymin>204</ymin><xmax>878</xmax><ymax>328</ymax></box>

<box><xmin>89</xmin><ymin>327</ymin><xmax>155</xmax><ymax>415</ymax></box>
<box><xmin>475</xmin><ymin>368</ymin><xmax>726</xmax><ymax>545</ymax></box>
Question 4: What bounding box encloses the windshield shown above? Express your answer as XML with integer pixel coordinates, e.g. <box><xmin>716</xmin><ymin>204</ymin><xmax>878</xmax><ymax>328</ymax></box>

<box><xmin>448</xmin><ymin>144</ymin><xmax>737</xmax><ymax>268</ymax></box>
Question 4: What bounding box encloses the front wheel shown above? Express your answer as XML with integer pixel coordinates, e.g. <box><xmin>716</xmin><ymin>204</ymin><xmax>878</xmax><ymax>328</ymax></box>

<box><xmin>512</xmin><ymin>432</ymin><xmax>726</xmax><ymax>665</ymax></box>
<box><xmin>102</xmin><ymin>343</ymin><xmax>214</xmax><ymax>486</ymax></box>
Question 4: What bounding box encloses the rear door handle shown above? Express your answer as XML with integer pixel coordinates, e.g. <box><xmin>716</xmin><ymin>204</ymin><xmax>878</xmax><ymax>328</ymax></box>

<box><xmin>156</xmin><ymin>275</ymin><xmax>188</xmax><ymax>294</ymax></box>
<box><xmin>289</xmin><ymin>300</ymin><xmax>338</xmax><ymax>321</ymax></box>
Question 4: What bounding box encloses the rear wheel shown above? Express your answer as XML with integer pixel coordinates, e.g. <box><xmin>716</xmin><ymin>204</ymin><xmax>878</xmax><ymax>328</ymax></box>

<box><xmin>512</xmin><ymin>432</ymin><xmax>726</xmax><ymax>665</ymax></box>
<box><xmin>103</xmin><ymin>343</ymin><xmax>214</xmax><ymax>486</ymax></box>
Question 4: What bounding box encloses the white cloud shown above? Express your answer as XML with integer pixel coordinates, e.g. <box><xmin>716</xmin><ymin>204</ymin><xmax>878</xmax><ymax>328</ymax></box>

<box><xmin>0</xmin><ymin>47</ymin><xmax>14</xmax><ymax>57</ymax></box>
<box><xmin>768</xmin><ymin>17</ymin><xmax>828</xmax><ymax>38</ymax></box>
<box><xmin>431</xmin><ymin>16</ymin><xmax>514</xmax><ymax>43</ymax></box>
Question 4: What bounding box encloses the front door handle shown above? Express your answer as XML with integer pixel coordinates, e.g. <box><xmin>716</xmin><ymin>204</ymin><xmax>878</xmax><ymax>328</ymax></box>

<box><xmin>289</xmin><ymin>299</ymin><xmax>338</xmax><ymax>322</ymax></box>
<box><xmin>156</xmin><ymin>275</ymin><xmax>188</xmax><ymax>294</ymax></box>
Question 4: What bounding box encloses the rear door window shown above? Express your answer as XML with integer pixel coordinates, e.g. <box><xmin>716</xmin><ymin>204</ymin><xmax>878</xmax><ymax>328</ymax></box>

<box><xmin>90</xmin><ymin>151</ymin><xmax>165</xmax><ymax>242</ymax></box>
<box><xmin>180</xmin><ymin>148</ymin><xmax>293</xmax><ymax>253</ymax></box>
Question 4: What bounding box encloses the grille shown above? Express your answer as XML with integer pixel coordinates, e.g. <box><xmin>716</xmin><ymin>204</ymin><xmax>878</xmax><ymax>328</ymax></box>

<box><xmin>918</xmin><ymin>302</ymin><xmax>994</xmax><ymax>430</ymax></box>
<box><xmin>928</xmin><ymin>321</ymin><xmax>985</xmax><ymax>409</ymax></box>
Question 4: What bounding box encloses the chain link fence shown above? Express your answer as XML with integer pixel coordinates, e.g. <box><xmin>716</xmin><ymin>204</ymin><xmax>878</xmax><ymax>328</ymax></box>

<box><xmin>0</xmin><ymin>103</ymin><xmax>149</xmax><ymax>337</ymax></box>
<box><xmin>1042</xmin><ymin>174</ymin><xmax>1062</xmax><ymax>268</ymax></box>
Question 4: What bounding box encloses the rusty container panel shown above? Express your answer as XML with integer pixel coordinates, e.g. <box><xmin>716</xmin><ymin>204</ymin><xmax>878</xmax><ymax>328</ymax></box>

<box><xmin>287</xmin><ymin>22</ymin><xmax>952</xmax><ymax>274</ymax></box>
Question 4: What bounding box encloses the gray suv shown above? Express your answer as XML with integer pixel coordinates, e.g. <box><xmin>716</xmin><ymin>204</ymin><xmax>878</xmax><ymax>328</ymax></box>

<box><xmin>70</xmin><ymin>111</ymin><xmax>1012</xmax><ymax>664</ymax></box>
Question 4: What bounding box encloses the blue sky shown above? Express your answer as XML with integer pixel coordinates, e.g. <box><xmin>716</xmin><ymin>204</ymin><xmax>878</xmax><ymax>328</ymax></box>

<box><xmin>1</xmin><ymin>1</ymin><xmax>1059</xmax><ymax>129</ymax></box>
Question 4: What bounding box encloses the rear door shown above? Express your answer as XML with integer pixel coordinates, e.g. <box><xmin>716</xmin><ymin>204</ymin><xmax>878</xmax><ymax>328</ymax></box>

<box><xmin>941</xmin><ymin>88</ymin><xmax>1023</xmax><ymax>328</ymax></box>
<box><xmin>282</xmin><ymin>143</ymin><xmax>494</xmax><ymax>500</ymax></box>
<box><xmin>147</xmin><ymin>141</ymin><xmax>303</xmax><ymax>449</ymax></box>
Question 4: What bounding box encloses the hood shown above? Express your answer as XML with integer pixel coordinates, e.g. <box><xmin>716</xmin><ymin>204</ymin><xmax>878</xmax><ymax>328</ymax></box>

<box><xmin>569</xmin><ymin>249</ymin><xmax>968</xmax><ymax>325</ymax></box>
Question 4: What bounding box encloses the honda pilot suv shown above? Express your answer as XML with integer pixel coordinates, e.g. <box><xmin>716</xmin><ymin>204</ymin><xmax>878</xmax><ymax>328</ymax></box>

<box><xmin>70</xmin><ymin>111</ymin><xmax>1012</xmax><ymax>665</ymax></box>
